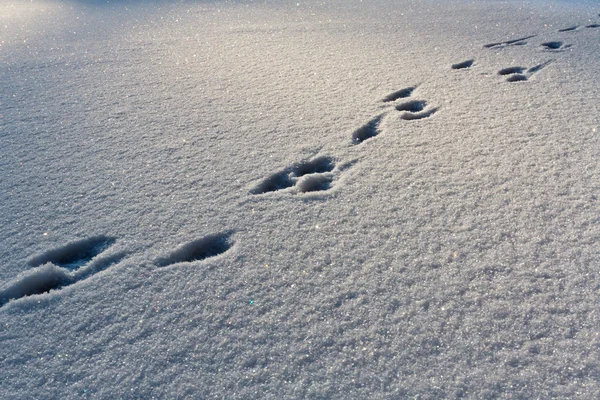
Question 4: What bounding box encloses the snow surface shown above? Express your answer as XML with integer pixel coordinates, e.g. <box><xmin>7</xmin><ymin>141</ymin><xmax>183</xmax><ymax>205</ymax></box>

<box><xmin>1</xmin><ymin>0</ymin><xmax>600</xmax><ymax>398</ymax></box>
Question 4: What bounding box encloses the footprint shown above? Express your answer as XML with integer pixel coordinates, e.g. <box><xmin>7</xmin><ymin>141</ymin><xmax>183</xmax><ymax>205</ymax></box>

<box><xmin>395</xmin><ymin>100</ymin><xmax>426</xmax><ymax>113</ymax></box>
<box><xmin>155</xmin><ymin>232</ymin><xmax>235</xmax><ymax>267</ymax></box>
<box><xmin>381</xmin><ymin>87</ymin><xmax>415</xmax><ymax>102</ymax></box>
<box><xmin>452</xmin><ymin>59</ymin><xmax>474</xmax><ymax>70</ymax></box>
<box><xmin>586</xmin><ymin>24</ymin><xmax>600</xmax><ymax>28</ymax></box>
<box><xmin>1</xmin><ymin>236</ymin><xmax>123</xmax><ymax>307</ymax></box>
<box><xmin>484</xmin><ymin>35</ymin><xmax>536</xmax><ymax>48</ymax></box>
<box><xmin>28</xmin><ymin>236</ymin><xmax>116</xmax><ymax>270</ymax></box>
<box><xmin>558</xmin><ymin>26</ymin><xmax>579</xmax><ymax>32</ymax></box>
<box><xmin>498</xmin><ymin>67</ymin><xmax>526</xmax><ymax>75</ymax></box>
<box><xmin>296</xmin><ymin>174</ymin><xmax>334</xmax><ymax>193</ymax></box>
<box><xmin>506</xmin><ymin>74</ymin><xmax>528</xmax><ymax>82</ymax></box>
<box><xmin>527</xmin><ymin>60</ymin><xmax>553</xmax><ymax>74</ymax></box>
<box><xmin>250</xmin><ymin>155</ymin><xmax>336</xmax><ymax>194</ymax></box>
<box><xmin>395</xmin><ymin>100</ymin><xmax>438</xmax><ymax>120</ymax></box>
<box><xmin>541</xmin><ymin>41</ymin><xmax>569</xmax><ymax>51</ymax></box>
<box><xmin>294</xmin><ymin>155</ymin><xmax>336</xmax><ymax>176</ymax></box>
<box><xmin>352</xmin><ymin>114</ymin><xmax>384</xmax><ymax>144</ymax></box>
<box><xmin>498</xmin><ymin>60</ymin><xmax>553</xmax><ymax>82</ymax></box>
<box><xmin>251</xmin><ymin>155</ymin><xmax>341</xmax><ymax>194</ymax></box>
<box><xmin>250</xmin><ymin>170</ymin><xmax>296</xmax><ymax>194</ymax></box>
<box><xmin>399</xmin><ymin>108</ymin><xmax>439</xmax><ymax>120</ymax></box>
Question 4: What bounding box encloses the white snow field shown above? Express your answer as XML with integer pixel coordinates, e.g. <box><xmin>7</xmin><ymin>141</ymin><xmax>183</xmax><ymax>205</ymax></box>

<box><xmin>1</xmin><ymin>0</ymin><xmax>600</xmax><ymax>398</ymax></box>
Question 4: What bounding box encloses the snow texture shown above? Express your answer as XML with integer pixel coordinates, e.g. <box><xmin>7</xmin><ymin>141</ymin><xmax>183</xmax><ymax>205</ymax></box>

<box><xmin>1</xmin><ymin>0</ymin><xmax>600</xmax><ymax>398</ymax></box>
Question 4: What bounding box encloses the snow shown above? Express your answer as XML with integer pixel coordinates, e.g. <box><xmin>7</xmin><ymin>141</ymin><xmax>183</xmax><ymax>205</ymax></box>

<box><xmin>1</xmin><ymin>0</ymin><xmax>600</xmax><ymax>398</ymax></box>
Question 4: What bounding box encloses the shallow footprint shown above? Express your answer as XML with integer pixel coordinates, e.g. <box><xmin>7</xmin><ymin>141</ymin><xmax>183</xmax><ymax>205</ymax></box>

<box><xmin>527</xmin><ymin>60</ymin><xmax>553</xmax><ymax>74</ymax></box>
<box><xmin>484</xmin><ymin>35</ymin><xmax>536</xmax><ymax>48</ymax></box>
<box><xmin>156</xmin><ymin>232</ymin><xmax>235</xmax><ymax>267</ymax></box>
<box><xmin>506</xmin><ymin>74</ymin><xmax>528</xmax><ymax>82</ymax></box>
<box><xmin>451</xmin><ymin>59</ymin><xmax>474</xmax><ymax>69</ymax></box>
<box><xmin>498</xmin><ymin>67</ymin><xmax>526</xmax><ymax>76</ymax></box>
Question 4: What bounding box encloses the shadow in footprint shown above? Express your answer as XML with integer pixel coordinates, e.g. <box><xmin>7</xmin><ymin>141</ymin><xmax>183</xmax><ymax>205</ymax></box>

<box><xmin>382</xmin><ymin>87</ymin><xmax>415</xmax><ymax>102</ymax></box>
<box><xmin>352</xmin><ymin>114</ymin><xmax>384</xmax><ymax>144</ymax></box>
<box><xmin>506</xmin><ymin>74</ymin><xmax>528</xmax><ymax>82</ymax></box>
<box><xmin>498</xmin><ymin>67</ymin><xmax>526</xmax><ymax>76</ymax></box>
<box><xmin>541</xmin><ymin>41</ymin><xmax>562</xmax><ymax>50</ymax></box>
<box><xmin>156</xmin><ymin>232</ymin><xmax>234</xmax><ymax>267</ymax></box>
<box><xmin>558</xmin><ymin>26</ymin><xmax>578</xmax><ymax>32</ymax></box>
<box><xmin>395</xmin><ymin>100</ymin><xmax>426</xmax><ymax>113</ymax></box>
<box><xmin>296</xmin><ymin>174</ymin><xmax>334</xmax><ymax>193</ymax></box>
<box><xmin>1</xmin><ymin>236</ymin><xmax>122</xmax><ymax>307</ymax></box>
<box><xmin>0</xmin><ymin>264</ymin><xmax>73</xmax><ymax>307</ymax></box>
<box><xmin>586</xmin><ymin>24</ymin><xmax>600</xmax><ymax>28</ymax></box>
<box><xmin>452</xmin><ymin>59</ymin><xmax>474</xmax><ymax>70</ymax></box>
<box><xmin>295</xmin><ymin>156</ymin><xmax>335</xmax><ymax>177</ymax></box>
<box><xmin>250</xmin><ymin>171</ymin><xmax>295</xmax><ymax>195</ymax></box>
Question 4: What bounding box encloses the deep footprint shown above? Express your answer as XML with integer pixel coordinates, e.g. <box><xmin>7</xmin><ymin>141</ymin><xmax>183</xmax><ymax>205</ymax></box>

<box><xmin>352</xmin><ymin>114</ymin><xmax>384</xmax><ymax>144</ymax></box>
<box><xmin>156</xmin><ymin>232</ymin><xmax>235</xmax><ymax>267</ymax></box>
<box><xmin>28</xmin><ymin>236</ymin><xmax>116</xmax><ymax>270</ymax></box>
<box><xmin>251</xmin><ymin>156</ymin><xmax>336</xmax><ymax>194</ymax></box>
<box><xmin>382</xmin><ymin>87</ymin><xmax>415</xmax><ymax>102</ymax></box>
<box><xmin>1</xmin><ymin>236</ymin><xmax>121</xmax><ymax>307</ymax></box>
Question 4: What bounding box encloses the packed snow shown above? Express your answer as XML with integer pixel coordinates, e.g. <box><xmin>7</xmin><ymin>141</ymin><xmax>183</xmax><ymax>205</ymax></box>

<box><xmin>1</xmin><ymin>0</ymin><xmax>600</xmax><ymax>398</ymax></box>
